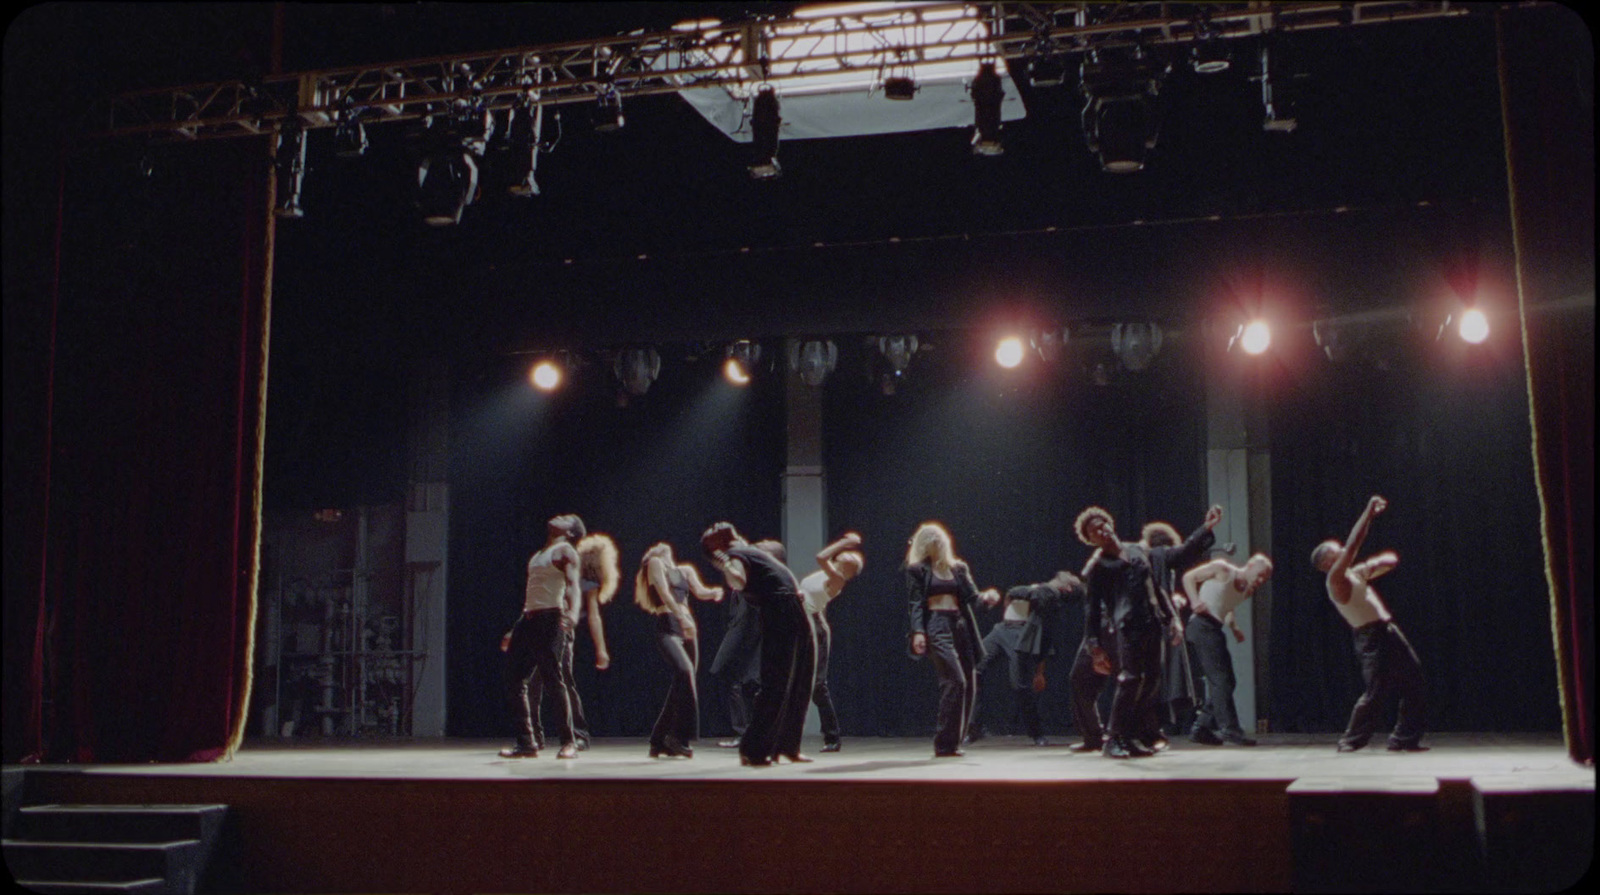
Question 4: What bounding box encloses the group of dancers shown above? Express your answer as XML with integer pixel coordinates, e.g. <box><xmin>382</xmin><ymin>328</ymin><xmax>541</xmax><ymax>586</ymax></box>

<box><xmin>499</xmin><ymin>494</ymin><xmax>1426</xmax><ymax>764</ymax></box>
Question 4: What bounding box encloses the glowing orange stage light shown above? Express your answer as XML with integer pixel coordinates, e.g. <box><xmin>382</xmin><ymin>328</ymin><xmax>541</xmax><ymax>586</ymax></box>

<box><xmin>723</xmin><ymin>358</ymin><xmax>751</xmax><ymax>385</ymax></box>
<box><xmin>531</xmin><ymin>360</ymin><xmax>562</xmax><ymax>391</ymax></box>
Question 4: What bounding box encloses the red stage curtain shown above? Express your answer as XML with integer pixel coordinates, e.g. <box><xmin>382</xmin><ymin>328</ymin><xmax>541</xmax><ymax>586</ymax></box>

<box><xmin>24</xmin><ymin>136</ymin><xmax>273</xmax><ymax>763</ymax></box>
<box><xmin>1499</xmin><ymin>5</ymin><xmax>1595</xmax><ymax>766</ymax></box>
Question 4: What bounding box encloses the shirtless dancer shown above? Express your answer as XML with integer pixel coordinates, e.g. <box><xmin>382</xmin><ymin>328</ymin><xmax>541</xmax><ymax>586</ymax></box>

<box><xmin>1181</xmin><ymin>552</ymin><xmax>1273</xmax><ymax>746</ymax></box>
<box><xmin>1312</xmin><ymin>495</ymin><xmax>1427</xmax><ymax>753</ymax></box>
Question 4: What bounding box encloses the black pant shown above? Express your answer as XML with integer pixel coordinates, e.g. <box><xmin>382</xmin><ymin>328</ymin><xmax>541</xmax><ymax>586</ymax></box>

<box><xmin>926</xmin><ymin>610</ymin><xmax>978</xmax><ymax>754</ymax></box>
<box><xmin>1341</xmin><ymin>620</ymin><xmax>1427</xmax><ymax>749</ymax></box>
<box><xmin>811</xmin><ymin>614</ymin><xmax>840</xmax><ymax>745</ymax></box>
<box><xmin>712</xmin><ymin>620</ymin><xmax>761</xmax><ymax>737</ymax></box>
<box><xmin>650</xmin><ymin>630</ymin><xmax>699</xmax><ymax>748</ymax></box>
<box><xmin>1186</xmin><ymin>612</ymin><xmax>1244</xmax><ymax>737</ymax></box>
<box><xmin>530</xmin><ymin>627</ymin><xmax>590</xmax><ymax>748</ymax></box>
<box><xmin>1107</xmin><ymin>621</ymin><xmax>1163</xmax><ymax>741</ymax></box>
<box><xmin>504</xmin><ymin>609</ymin><xmax>574</xmax><ymax>750</ymax></box>
<box><xmin>743</xmin><ymin>600</ymin><xmax>815</xmax><ymax>763</ymax></box>
<box><xmin>974</xmin><ymin>621</ymin><xmax>1041</xmax><ymax>739</ymax></box>
<box><xmin>1069</xmin><ymin>635</ymin><xmax>1115</xmax><ymax>744</ymax></box>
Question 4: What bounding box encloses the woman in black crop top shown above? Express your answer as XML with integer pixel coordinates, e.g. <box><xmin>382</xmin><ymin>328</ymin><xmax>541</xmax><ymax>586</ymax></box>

<box><xmin>905</xmin><ymin>523</ymin><xmax>997</xmax><ymax>757</ymax></box>
<box><xmin>634</xmin><ymin>543</ymin><xmax>723</xmax><ymax>758</ymax></box>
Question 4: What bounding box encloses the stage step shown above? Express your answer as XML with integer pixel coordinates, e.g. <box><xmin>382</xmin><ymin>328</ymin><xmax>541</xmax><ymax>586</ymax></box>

<box><xmin>3</xmin><ymin>804</ymin><xmax>229</xmax><ymax>895</ymax></box>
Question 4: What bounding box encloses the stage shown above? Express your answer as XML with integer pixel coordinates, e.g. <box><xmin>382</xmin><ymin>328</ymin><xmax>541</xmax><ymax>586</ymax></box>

<box><xmin>5</xmin><ymin>733</ymin><xmax>1591</xmax><ymax>893</ymax></box>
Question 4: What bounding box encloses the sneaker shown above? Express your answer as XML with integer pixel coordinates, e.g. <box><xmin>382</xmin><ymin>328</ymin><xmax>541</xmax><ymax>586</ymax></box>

<box><xmin>1336</xmin><ymin>741</ymin><xmax>1365</xmax><ymax>753</ymax></box>
<box><xmin>1068</xmin><ymin>740</ymin><xmax>1104</xmax><ymax>753</ymax></box>
<box><xmin>498</xmin><ymin>745</ymin><xmax>539</xmax><ymax>758</ymax></box>
<box><xmin>1190</xmin><ymin>728</ymin><xmax>1224</xmax><ymax>745</ymax></box>
<box><xmin>556</xmin><ymin>743</ymin><xmax>579</xmax><ymax>759</ymax></box>
<box><xmin>821</xmin><ymin>741</ymin><xmax>842</xmax><ymax>753</ymax></box>
<box><xmin>933</xmin><ymin>749</ymin><xmax>965</xmax><ymax>758</ymax></box>
<box><xmin>1386</xmin><ymin>741</ymin><xmax>1430</xmax><ymax>753</ymax></box>
<box><xmin>718</xmin><ymin>738</ymin><xmax>743</xmax><ymax>749</ymax></box>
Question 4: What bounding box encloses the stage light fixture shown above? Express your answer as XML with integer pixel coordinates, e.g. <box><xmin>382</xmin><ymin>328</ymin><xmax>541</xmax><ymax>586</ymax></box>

<box><xmin>875</xmin><ymin>334</ymin><xmax>919</xmax><ymax>395</ymax></box>
<box><xmin>724</xmin><ymin>341</ymin><xmax>760</xmax><ymax>385</ymax></box>
<box><xmin>1458</xmin><ymin>307</ymin><xmax>1490</xmax><ymax>344</ymax></box>
<box><xmin>1111</xmin><ymin>321</ymin><xmax>1163</xmax><ymax>371</ymax></box>
<box><xmin>789</xmin><ymin>339</ymin><xmax>838</xmax><ymax>386</ymax></box>
<box><xmin>884</xmin><ymin>75</ymin><xmax>918</xmax><ymax>101</ymax></box>
<box><xmin>748</xmin><ymin>86</ymin><xmax>782</xmax><ymax>179</ymax></box>
<box><xmin>1032</xmin><ymin>326</ymin><xmax>1069</xmax><ymax>363</ymax></box>
<box><xmin>1190</xmin><ymin>39</ymin><xmax>1232</xmax><ymax>75</ymax></box>
<box><xmin>334</xmin><ymin>110</ymin><xmax>368</xmax><ymax>158</ymax></box>
<box><xmin>1258</xmin><ymin>36</ymin><xmax>1300</xmax><ymax>132</ymax></box>
<box><xmin>1235</xmin><ymin>319</ymin><xmax>1272</xmax><ymax>355</ymax></box>
<box><xmin>593</xmin><ymin>84</ymin><xmax>625</xmax><ymax>133</ymax></box>
<box><xmin>1189</xmin><ymin>15</ymin><xmax>1231</xmax><ymax>74</ymax></box>
<box><xmin>614</xmin><ymin>346</ymin><xmax>661</xmax><ymax>397</ymax></box>
<box><xmin>505</xmin><ymin>98</ymin><xmax>543</xmax><ymax>197</ymax></box>
<box><xmin>417</xmin><ymin>148</ymin><xmax>479</xmax><ymax>226</ymax></box>
<box><xmin>1080</xmin><ymin>47</ymin><xmax>1167</xmax><ymax>174</ymax></box>
<box><xmin>273</xmin><ymin>123</ymin><xmax>307</xmax><ymax>220</ymax></box>
<box><xmin>1023</xmin><ymin>34</ymin><xmax>1068</xmax><ymax>87</ymax></box>
<box><xmin>970</xmin><ymin>62</ymin><xmax>1005</xmax><ymax>156</ymax></box>
<box><xmin>531</xmin><ymin>358</ymin><xmax>564</xmax><ymax>391</ymax></box>
<box><xmin>995</xmin><ymin>336</ymin><xmax>1025</xmax><ymax>369</ymax></box>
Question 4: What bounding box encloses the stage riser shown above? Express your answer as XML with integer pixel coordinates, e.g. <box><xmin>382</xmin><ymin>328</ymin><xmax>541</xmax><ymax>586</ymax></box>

<box><xmin>24</xmin><ymin>772</ymin><xmax>1294</xmax><ymax>893</ymax></box>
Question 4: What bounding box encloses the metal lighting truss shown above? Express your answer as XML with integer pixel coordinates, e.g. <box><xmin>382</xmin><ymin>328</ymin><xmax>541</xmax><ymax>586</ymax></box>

<box><xmin>89</xmin><ymin>2</ymin><xmax>1470</xmax><ymax>142</ymax></box>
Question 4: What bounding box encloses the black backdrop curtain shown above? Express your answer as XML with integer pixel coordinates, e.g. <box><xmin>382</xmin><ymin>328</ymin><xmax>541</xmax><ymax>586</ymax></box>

<box><xmin>1498</xmin><ymin>4</ymin><xmax>1595</xmax><ymax>765</ymax></box>
<box><xmin>21</xmin><ymin>137</ymin><xmax>271</xmax><ymax>763</ymax></box>
<box><xmin>1266</xmin><ymin>344</ymin><xmax>1557</xmax><ymax>734</ymax></box>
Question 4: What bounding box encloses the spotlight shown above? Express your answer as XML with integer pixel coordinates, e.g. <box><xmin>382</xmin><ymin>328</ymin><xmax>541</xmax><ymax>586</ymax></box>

<box><xmin>1258</xmin><ymin>37</ymin><xmax>1300</xmax><ymax>132</ymax></box>
<box><xmin>1458</xmin><ymin>307</ymin><xmax>1490</xmax><ymax>344</ymax></box>
<box><xmin>875</xmin><ymin>334</ymin><xmax>919</xmax><ymax>395</ymax></box>
<box><xmin>1023</xmin><ymin>35</ymin><xmax>1068</xmax><ymax>87</ymax></box>
<box><xmin>334</xmin><ymin>95</ymin><xmax>368</xmax><ymax>158</ymax></box>
<box><xmin>748</xmin><ymin>86</ymin><xmax>782</xmax><ymax>180</ymax></box>
<box><xmin>273</xmin><ymin>123</ymin><xmax>306</xmax><ymax>219</ymax></box>
<box><xmin>1190</xmin><ymin>39</ymin><xmax>1232</xmax><ymax>75</ymax></box>
<box><xmin>995</xmin><ymin>336</ymin><xmax>1025</xmax><ymax>369</ymax></box>
<box><xmin>1080</xmin><ymin>46</ymin><xmax>1167</xmax><ymax>173</ymax></box>
<box><xmin>789</xmin><ymin>339</ymin><xmax>837</xmax><ymax>386</ymax></box>
<box><xmin>724</xmin><ymin>341</ymin><xmax>760</xmax><ymax>385</ymax></box>
<box><xmin>530</xmin><ymin>358</ymin><xmax>563</xmax><ymax>391</ymax></box>
<box><xmin>1111</xmin><ymin>321</ymin><xmax>1163</xmax><ymax>371</ymax></box>
<box><xmin>1235</xmin><ymin>319</ymin><xmax>1272</xmax><ymax>355</ymax></box>
<box><xmin>593</xmin><ymin>84</ymin><xmax>624</xmax><ymax>133</ymax></box>
<box><xmin>1189</xmin><ymin>15</ymin><xmax>1231</xmax><ymax>74</ymax></box>
<box><xmin>970</xmin><ymin>62</ymin><xmax>1005</xmax><ymax>157</ymax></box>
<box><xmin>614</xmin><ymin>346</ymin><xmax>661</xmax><ymax>398</ymax></box>
<box><xmin>506</xmin><ymin>98</ymin><xmax>543</xmax><ymax>197</ymax></box>
<box><xmin>883</xmin><ymin>76</ymin><xmax>918</xmax><ymax>101</ymax></box>
<box><xmin>1031</xmin><ymin>326</ymin><xmax>1069</xmax><ymax>363</ymax></box>
<box><xmin>417</xmin><ymin>148</ymin><xmax>479</xmax><ymax>226</ymax></box>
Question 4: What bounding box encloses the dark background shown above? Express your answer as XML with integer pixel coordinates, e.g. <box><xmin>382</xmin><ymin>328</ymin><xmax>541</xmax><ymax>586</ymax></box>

<box><xmin>4</xmin><ymin>3</ymin><xmax>1581</xmax><ymax>745</ymax></box>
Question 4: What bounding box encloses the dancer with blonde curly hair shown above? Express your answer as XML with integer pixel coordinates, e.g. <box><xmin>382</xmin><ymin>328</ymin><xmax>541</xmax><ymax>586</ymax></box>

<box><xmin>635</xmin><ymin>542</ymin><xmax>723</xmax><ymax>758</ymax></box>
<box><xmin>905</xmin><ymin>522</ymin><xmax>999</xmax><ymax>758</ymax></box>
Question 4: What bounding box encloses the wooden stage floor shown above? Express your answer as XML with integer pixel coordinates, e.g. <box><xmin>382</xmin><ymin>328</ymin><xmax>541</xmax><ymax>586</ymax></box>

<box><xmin>30</xmin><ymin>731</ymin><xmax>1593</xmax><ymax>784</ymax></box>
<box><xmin>7</xmin><ymin>733</ymin><xmax>1591</xmax><ymax>894</ymax></box>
